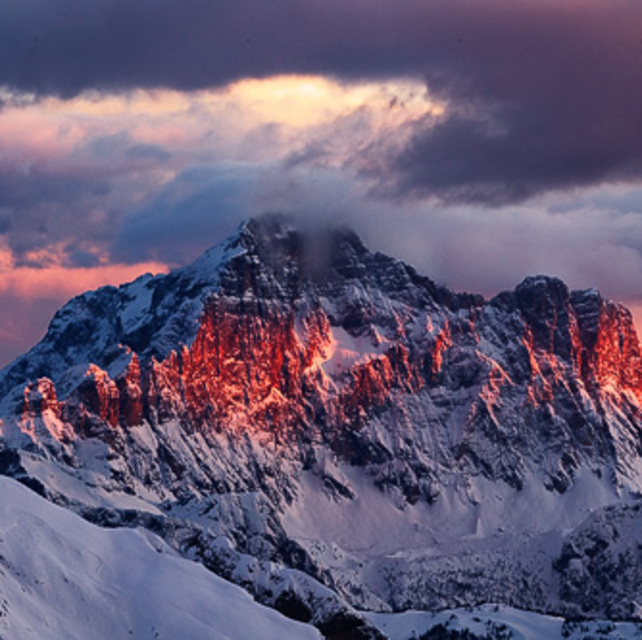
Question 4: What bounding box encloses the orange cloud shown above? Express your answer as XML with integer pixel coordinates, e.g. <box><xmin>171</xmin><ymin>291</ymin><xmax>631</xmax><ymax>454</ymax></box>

<box><xmin>0</xmin><ymin>77</ymin><xmax>439</xmax><ymax>168</ymax></box>
<box><xmin>0</xmin><ymin>262</ymin><xmax>168</xmax><ymax>299</ymax></box>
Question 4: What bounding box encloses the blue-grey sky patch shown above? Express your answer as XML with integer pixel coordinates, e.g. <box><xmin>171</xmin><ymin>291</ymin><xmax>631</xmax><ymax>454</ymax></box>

<box><xmin>111</xmin><ymin>163</ymin><xmax>260</xmax><ymax>265</ymax></box>
<box><xmin>126</xmin><ymin>144</ymin><xmax>172</xmax><ymax>163</ymax></box>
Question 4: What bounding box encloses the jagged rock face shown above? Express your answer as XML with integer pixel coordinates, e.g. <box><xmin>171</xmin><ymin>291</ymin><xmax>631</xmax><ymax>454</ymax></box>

<box><xmin>2</xmin><ymin>216</ymin><xmax>642</xmax><ymax>498</ymax></box>
<box><xmin>153</xmin><ymin>300</ymin><xmax>329</xmax><ymax>437</ymax></box>
<box><xmin>22</xmin><ymin>378</ymin><xmax>59</xmax><ymax>418</ymax></box>
<box><xmin>1</xmin><ymin>215</ymin><xmax>642</xmax><ymax>624</ymax></box>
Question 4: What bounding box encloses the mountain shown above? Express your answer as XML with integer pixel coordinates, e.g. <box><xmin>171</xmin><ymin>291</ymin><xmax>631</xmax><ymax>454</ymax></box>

<box><xmin>1</xmin><ymin>215</ymin><xmax>642</xmax><ymax>637</ymax></box>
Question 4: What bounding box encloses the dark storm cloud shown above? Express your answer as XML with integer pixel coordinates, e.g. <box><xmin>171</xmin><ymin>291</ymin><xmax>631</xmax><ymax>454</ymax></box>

<box><xmin>380</xmin><ymin>2</ymin><xmax>642</xmax><ymax>205</ymax></box>
<box><xmin>0</xmin><ymin>157</ymin><xmax>162</xmax><ymax>267</ymax></box>
<box><xmin>0</xmin><ymin>165</ymin><xmax>111</xmax><ymax>260</ymax></box>
<box><xmin>0</xmin><ymin>0</ymin><xmax>424</xmax><ymax>96</ymax></box>
<box><xmin>1</xmin><ymin>0</ymin><xmax>642</xmax><ymax>203</ymax></box>
<box><xmin>0</xmin><ymin>166</ymin><xmax>106</xmax><ymax>209</ymax></box>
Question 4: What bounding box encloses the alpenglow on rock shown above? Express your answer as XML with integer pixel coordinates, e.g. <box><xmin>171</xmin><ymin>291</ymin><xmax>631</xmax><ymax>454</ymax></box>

<box><xmin>1</xmin><ymin>215</ymin><xmax>642</xmax><ymax>634</ymax></box>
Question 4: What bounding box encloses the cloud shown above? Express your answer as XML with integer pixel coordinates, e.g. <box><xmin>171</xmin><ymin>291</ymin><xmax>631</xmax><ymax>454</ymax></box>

<box><xmin>382</xmin><ymin>79</ymin><xmax>642</xmax><ymax>205</ymax></box>
<box><xmin>0</xmin><ymin>0</ymin><xmax>404</xmax><ymax>96</ymax></box>
<box><xmin>1</xmin><ymin>1</ymin><xmax>641</xmax><ymax>204</ymax></box>
<box><xmin>125</xmin><ymin>144</ymin><xmax>172</xmax><ymax>162</ymax></box>
<box><xmin>370</xmin><ymin>203</ymin><xmax>642</xmax><ymax>315</ymax></box>
<box><xmin>260</xmin><ymin>168</ymin><xmax>642</xmax><ymax>313</ymax></box>
<box><xmin>0</xmin><ymin>78</ymin><xmax>431</xmax><ymax>268</ymax></box>
<box><xmin>359</xmin><ymin>2</ymin><xmax>642</xmax><ymax>204</ymax></box>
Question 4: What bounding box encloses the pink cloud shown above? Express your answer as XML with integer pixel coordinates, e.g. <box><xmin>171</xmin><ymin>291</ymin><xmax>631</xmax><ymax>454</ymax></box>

<box><xmin>0</xmin><ymin>262</ymin><xmax>168</xmax><ymax>298</ymax></box>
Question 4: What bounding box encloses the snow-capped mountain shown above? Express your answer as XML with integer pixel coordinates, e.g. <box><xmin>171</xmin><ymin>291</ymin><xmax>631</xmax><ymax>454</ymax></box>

<box><xmin>1</xmin><ymin>215</ymin><xmax>642</xmax><ymax>637</ymax></box>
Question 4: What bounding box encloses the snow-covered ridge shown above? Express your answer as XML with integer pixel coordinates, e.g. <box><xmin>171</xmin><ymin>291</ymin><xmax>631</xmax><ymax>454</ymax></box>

<box><xmin>0</xmin><ymin>475</ymin><xmax>321</xmax><ymax>640</ymax></box>
<box><xmin>5</xmin><ymin>474</ymin><xmax>640</xmax><ymax>640</ymax></box>
<box><xmin>0</xmin><ymin>219</ymin><xmax>250</xmax><ymax>401</ymax></box>
<box><xmin>366</xmin><ymin>604</ymin><xmax>642</xmax><ymax>640</ymax></box>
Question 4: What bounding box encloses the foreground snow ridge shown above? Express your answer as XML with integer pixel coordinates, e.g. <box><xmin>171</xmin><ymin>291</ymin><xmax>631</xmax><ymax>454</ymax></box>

<box><xmin>0</xmin><ymin>476</ymin><xmax>320</xmax><ymax>640</ymax></box>
<box><xmin>367</xmin><ymin>605</ymin><xmax>642</xmax><ymax>640</ymax></box>
<box><xmin>2</xmin><ymin>469</ymin><xmax>641</xmax><ymax>640</ymax></box>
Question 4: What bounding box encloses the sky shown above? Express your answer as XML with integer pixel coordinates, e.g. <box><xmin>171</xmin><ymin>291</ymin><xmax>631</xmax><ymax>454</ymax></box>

<box><xmin>0</xmin><ymin>0</ymin><xmax>641</xmax><ymax>366</ymax></box>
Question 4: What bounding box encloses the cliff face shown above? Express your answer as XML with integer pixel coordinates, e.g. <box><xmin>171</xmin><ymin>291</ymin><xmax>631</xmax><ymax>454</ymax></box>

<box><xmin>1</xmin><ymin>215</ymin><xmax>642</xmax><ymax>624</ymax></box>
<box><xmin>3</xmin><ymin>216</ymin><xmax>642</xmax><ymax>500</ymax></box>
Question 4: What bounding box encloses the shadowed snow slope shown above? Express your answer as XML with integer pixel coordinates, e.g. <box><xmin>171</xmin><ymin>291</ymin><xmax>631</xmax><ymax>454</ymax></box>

<box><xmin>0</xmin><ymin>476</ymin><xmax>320</xmax><ymax>640</ymax></box>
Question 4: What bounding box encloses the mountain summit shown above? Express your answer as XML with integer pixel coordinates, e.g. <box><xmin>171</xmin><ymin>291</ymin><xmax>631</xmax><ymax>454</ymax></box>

<box><xmin>1</xmin><ymin>216</ymin><xmax>642</xmax><ymax>634</ymax></box>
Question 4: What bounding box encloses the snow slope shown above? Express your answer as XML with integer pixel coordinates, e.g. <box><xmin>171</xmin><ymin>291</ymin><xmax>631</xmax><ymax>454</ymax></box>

<box><xmin>0</xmin><ymin>476</ymin><xmax>320</xmax><ymax>640</ymax></box>
<box><xmin>366</xmin><ymin>604</ymin><xmax>642</xmax><ymax>639</ymax></box>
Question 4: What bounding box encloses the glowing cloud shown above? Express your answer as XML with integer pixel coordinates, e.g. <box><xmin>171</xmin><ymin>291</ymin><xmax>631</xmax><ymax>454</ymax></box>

<box><xmin>0</xmin><ymin>262</ymin><xmax>168</xmax><ymax>299</ymax></box>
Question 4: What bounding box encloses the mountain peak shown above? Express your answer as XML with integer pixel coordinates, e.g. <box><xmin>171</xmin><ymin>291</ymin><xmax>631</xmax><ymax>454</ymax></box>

<box><xmin>244</xmin><ymin>212</ymin><xmax>296</xmax><ymax>241</ymax></box>
<box><xmin>239</xmin><ymin>214</ymin><xmax>370</xmax><ymax>279</ymax></box>
<box><xmin>1</xmin><ymin>219</ymin><xmax>637</xmax><ymax>405</ymax></box>
<box><xmin>0</xmin><ymin>217</ymin><xmax>410</xmax><ymax>399</ymax></box>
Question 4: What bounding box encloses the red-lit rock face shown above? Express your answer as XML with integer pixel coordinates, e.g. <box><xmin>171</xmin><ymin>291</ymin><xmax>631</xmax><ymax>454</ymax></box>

<box><xmin>4</xmin><ymin>219</ymin><xmax>642</xmax><ymax>501</ymax></box>
<box><xmin>117</xmin><ymin>353</ymin><xmax>144</xmax><ymax>427</ymax></box>
<box><xmin>579</xmin><ymin>298</ymin><xmax>642</xmax><ymax>395</ymax></box>
<box><xmin>149</xmin><ymin>300</ymin><xmax>324</xmax><ymax>434</ymax></box>
<box><xmin>511</xmin><ymin>282</ymin><xmax>642</xmax><ymax>413</ymax></box>
<box><xmin>22</xmin><ymin>378</ymin><xmax>59</xmax><ymax>418</ymax></box>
